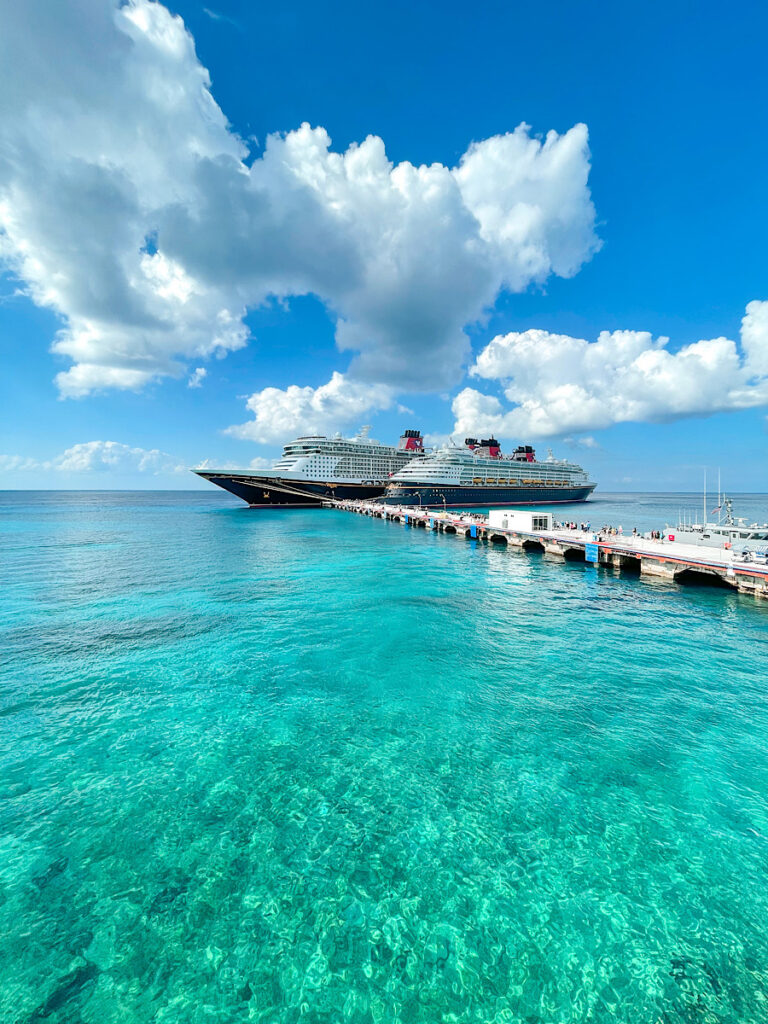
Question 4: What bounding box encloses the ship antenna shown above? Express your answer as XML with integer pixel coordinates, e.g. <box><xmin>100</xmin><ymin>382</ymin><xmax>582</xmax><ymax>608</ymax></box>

<box><xmin>703</xmin><ymin>468</ymin><xmax>706</xmax><ymax>527</ymax></box>
<box><xmin>718</xmin><ymin>467</ymin><xmax>721</xmax><ymax>524</ymax></box>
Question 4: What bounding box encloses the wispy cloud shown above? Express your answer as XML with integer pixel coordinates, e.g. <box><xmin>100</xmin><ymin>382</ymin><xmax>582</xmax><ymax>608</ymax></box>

<box><xmin>187</xmin><ymin>366</ymin><xmax>207</xmax><ymax>389</ymax></box>
<box><xmin>203</xmin><ymin>7</ymin><xmax>240</xmax><ymax>29</ymax></box>
<box><xmin>563</xmin><ymin>436</ymin><xmax>600</xmax><ymax>450</ymax></box>
<box><xmin>194</xmin><ymin>456</ymin><xmax>272</xmax><ymax>470</ymax></box>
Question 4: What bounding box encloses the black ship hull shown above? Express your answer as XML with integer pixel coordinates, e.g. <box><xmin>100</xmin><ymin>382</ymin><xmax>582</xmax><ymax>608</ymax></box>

<box><xmin>195</xmin><ymin>471</ymin><xmax>387</xmax><ymax>507</ymax></box>
<box><xmin>382</xmin><ymin>482</ymin><xmax>596</xmax><ymax>508</ymax></box>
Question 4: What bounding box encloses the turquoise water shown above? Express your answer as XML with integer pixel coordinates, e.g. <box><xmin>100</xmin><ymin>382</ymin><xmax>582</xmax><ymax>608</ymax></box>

<box><xmin>2</xmin><ymin>490</ymin><xmax>768</xmax><ymax>1023</ymax></box>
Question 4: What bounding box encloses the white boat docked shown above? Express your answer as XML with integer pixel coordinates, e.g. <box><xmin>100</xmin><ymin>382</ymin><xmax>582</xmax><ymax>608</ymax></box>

<box><xmin>669</xmin><ymin>497</ymin><xmax>768</xmax><ymax>556</ymax></box>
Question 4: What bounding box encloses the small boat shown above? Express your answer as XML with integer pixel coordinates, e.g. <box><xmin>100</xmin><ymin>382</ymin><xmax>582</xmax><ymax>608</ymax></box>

<box><xmin>670</xmin><ymin>496</ymin><xmax>768</xmax><ymax>556</ymax></box>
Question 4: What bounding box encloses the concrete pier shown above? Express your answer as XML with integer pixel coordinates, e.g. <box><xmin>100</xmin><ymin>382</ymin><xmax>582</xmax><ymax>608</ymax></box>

<box><xmin>329</xmin><ymin>500</ymin><xmax>768</xmax><ymax>602</ymax></box>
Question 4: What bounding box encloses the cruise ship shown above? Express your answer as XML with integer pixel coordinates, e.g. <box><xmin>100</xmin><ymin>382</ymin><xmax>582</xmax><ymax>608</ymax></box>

<box><xmin>195</xmin><ymin>427</ymin><xmax>426</xmax><ymax>507</ymax></box>
<box><xmin>382</xmin><ymin>437</ymin><xmax>595</xmax><ymax>507</ymax></box>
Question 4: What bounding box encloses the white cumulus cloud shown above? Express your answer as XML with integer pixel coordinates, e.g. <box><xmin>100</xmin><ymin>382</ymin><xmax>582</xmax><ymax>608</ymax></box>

<box><xmin>0</xmin><ymin>0</ymin><xmax>599</xmax><ymax>396</ymax></box>
<box><xmin>453</xmin><ymin>302</ymin><xmax>768</xmax><ymax>439</ymax></box>
<box><xmin>1</xmin><ymin>441</ymin><xmax>185</xmax><ymax>474</ymax></box>
<box><xmin>54</xmin><ymin>440</ymin><xmax>184</xmax><ymax>473</ymax></box>
<box><xmin>227</xmin><ymin>371</ymin><xmax>395</xmax><ymax>444</ymax></box>
<box><xmin>742</xmin><ymin>299</ymin><xmax>768</xmax><ymax>377</ymax></box>
<box><xmin>188</xmin><ymin>366</ymin><xmax>207</xmax><ymax>388</ymax></box>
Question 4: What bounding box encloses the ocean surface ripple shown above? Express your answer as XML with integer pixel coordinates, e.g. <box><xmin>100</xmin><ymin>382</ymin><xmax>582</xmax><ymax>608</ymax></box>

<box><xmin>2</xmin><ymin>491</ymin><xmax>768</xmax><ymax>1023</ymax></box>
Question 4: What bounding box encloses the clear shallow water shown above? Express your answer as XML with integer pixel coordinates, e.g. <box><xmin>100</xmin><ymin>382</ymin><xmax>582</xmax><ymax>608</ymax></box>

<box><xmin>1</xmin><ymin>490</ymin><xmax>768</xmax><ymax>1024</ymax></box>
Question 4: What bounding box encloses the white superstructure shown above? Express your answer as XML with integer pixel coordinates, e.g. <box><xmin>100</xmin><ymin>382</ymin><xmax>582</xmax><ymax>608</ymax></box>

<box><xmin>262</xmin><ymin>426</ymin><xmax>425</xmax><ymax>483</ymax></box>
<box><xmin>670</xmin><ymin>497</ymin><xmax>768</xmax><ymax>554</ymax></box>
<box><xmin>390</xmin><ymin>441</ymin><xmax>591</xmax><ymax>488</ymax></box>
<box><xmin>195</xmin><ymin>427</ymin><xmax>428</xmax><ymax>507</ymax></box>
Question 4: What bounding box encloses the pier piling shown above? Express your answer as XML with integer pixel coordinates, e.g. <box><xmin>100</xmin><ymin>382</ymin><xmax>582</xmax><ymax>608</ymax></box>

<box><xmin>327</xmin><ymin>498</ymin><xmax>768</xmax><ymax>605</ymax></box>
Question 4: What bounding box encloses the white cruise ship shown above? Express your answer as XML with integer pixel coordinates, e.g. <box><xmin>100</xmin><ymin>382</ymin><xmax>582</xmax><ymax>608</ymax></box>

<box><xmin>383</xmin><ymin>438</ymin><xmax>595</xmax><ymax>507</ymax></box>
<box><xmin>195</xmin><ymin>427</ymin><xmax>426</xmax><ymax>507</ymax></box>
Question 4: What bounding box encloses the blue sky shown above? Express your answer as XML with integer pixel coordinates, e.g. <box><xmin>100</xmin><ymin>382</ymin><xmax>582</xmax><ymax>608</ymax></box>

<box><xmin>1</xmin><ymin>0</ymin><xmax>767</xmax><ymax>490</ymax></box>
